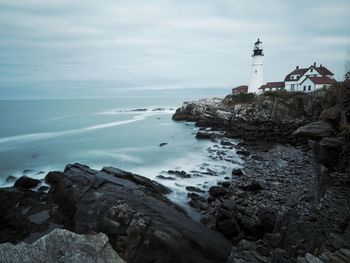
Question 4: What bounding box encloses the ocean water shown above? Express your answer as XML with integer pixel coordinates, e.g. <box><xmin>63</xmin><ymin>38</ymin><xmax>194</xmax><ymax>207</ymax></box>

<box><xmin>0</xmin><ymin>88</ymin><xmax>242</xmax><ymax>206</ymax></box>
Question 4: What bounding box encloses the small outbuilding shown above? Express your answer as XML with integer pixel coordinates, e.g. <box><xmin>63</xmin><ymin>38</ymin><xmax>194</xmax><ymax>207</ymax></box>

<box><xmin>232</xmin><ymin>85</ymin><xmax>248</xmax><ymax>95</ymax></box>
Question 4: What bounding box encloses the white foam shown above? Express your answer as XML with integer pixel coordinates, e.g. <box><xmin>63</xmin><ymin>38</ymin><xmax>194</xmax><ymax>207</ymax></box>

<box><xmin>0</xmin><ymin>114</ymin><xmax>146</xmax><ymax>146</ymax></box>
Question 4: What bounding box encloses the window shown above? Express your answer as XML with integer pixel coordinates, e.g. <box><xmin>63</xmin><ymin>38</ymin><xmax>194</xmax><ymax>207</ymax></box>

<box><xmin>255</xmin><ymin>70</ymin><xmax>257</xmax><ymax>73</ymax></box>
<box><xmin>323</xmin><ymin>85</ymin><xmax>326</xmax><ymax>89</ymax></box>
<box><xmin>310</xmin><ymin>68</ymin><xmax>313</xmax><ymax>73</ymax></box>
<box><xmin>308</xmin><ymin>85</ymin><xmax>311</xmax><ymax>91</ymax></box>
<box><xmin>291</xmin><ymin>84</ymin><xmax>295</xmax><ymax>91</ymax></box>
<box><xmin>304</xmin><ymin>86</ymin><xmax>306</xmax><ymax>91</ymax></box>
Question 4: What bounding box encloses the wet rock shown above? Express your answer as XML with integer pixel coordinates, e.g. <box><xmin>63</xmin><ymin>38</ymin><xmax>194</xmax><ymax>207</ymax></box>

<box><xmin>156</xmin><ymin>175</ymin><xmax>176</xmax><ymax>180</ymax></box>
<box><xmin>167</xmin><ymin>170</ymin><xmax>191</xmax><ymax>178</ymax></box>
<box><xmin>232</xmin><ymin>168</ymin><xmax>244</xmax><ymax>176</ymax></box>
<box><xmin>0</xmin><ymin>228</ymin><xmax>125</xmax><ymax>263</ymax></box>
<box><xmin>185</xmin><ymin>186</ymin><xmax>205</xmax><ymax>193</ymax></box>
<box><xmin>13</xmin><ymin>176</ymin><xmax>40</xmax><ymax>189</ymax></box>
<box><xmin>236</xmin><ymin>150</ymin><xmax>251</xmax><ymax>156</ymax></box>
<box><xmin>196</xmin><ymin>131</ymin><xmax>217</xmax><ymax>140</ymax></box>
<box><xmin>209</xmin><ymin>186</ymin><xmax>228</xmax><ymax>197</ymax></box>
<box><xmin>130</xmin><ymin>108</ymin><xmax>147</xmax><ymax>112</ymax></box>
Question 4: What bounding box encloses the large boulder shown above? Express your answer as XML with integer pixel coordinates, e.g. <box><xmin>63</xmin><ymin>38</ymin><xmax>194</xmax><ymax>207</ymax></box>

<box><xmin>293</xmin><ymin>120</ymin><xmax>335</xmax><ymax>139</ymax></box>
<box><xmin>13</xmin><ymin>176</ymin><xmax>40</xmax><ymax>189</ymax></box>
<box><xmin>0</xmin><ymin>228</ymin><xmax>125</xmax><ymax>263</ymax></box>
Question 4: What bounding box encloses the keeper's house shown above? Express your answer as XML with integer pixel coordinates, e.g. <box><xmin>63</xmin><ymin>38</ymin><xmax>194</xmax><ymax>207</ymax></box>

<box><xmin>259</xmin><ymin>62</ymin><xmax>337</xmax><ymax>93</ymax></box>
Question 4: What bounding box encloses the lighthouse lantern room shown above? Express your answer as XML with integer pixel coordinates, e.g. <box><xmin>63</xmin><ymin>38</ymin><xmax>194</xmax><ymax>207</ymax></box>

<box><xmin>249</xmin><ymin>39</ymin><xmax>264</xmax><ymax>94</ymax></box>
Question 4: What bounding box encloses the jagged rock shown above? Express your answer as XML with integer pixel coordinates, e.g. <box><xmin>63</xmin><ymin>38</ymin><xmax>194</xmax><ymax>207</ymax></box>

<box><xmin>293</xmin><ymin>120</ymin><xmax>335</xmax><ymax>139</ymax></box>
<box><xmin>0</xmin><ymin>228</ymin><xmax>125</xmax><ymax>263</ymax></box>
<box><xmin>13</xmin><ymin>176</ymin><xmax>40</xmax><ymax>189</ymax></box>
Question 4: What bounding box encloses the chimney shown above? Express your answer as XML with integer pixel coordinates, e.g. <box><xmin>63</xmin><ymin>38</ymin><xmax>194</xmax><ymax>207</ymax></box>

<box><xmin>320</xmin><ymin>64</ymin><xmax>323</xmax><ymax>67</ymax></box>
<box><xmin>296</xmin><ymin>66</ymin><xmax>299</xmax><ymax>69</ymax></box>
<box><xmin>313</xmin><ymin>62</ymin><xmax>316</xmax><ymax>67</ymax></box>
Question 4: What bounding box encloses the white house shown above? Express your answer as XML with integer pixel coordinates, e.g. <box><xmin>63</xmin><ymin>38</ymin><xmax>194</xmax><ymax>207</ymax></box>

<box><xmin>284</xmin><ymin>62</ymin><xmax>335</xmax><ymax>92</ymax></box>
<box><xmin>299</xmin><ymin>76</ymin><xmax>337</xmax><ymax>93</ymax></box>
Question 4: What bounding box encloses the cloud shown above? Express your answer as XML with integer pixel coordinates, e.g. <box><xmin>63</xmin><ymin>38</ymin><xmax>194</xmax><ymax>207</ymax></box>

<box><xmin>0</xmin><ymin>0</ymin><xmax>349</xmax><ymax>98</ymax></box>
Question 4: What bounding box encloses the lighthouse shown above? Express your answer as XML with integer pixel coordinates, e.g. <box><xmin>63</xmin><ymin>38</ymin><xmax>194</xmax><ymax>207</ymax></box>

<box><xmin>249</xmin><ymin>39</ymin><xmax>264</xmax><ymax>94</ymax></box>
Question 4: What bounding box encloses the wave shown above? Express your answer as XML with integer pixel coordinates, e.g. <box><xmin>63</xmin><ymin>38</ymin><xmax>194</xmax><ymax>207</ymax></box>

<box><xmin>0</xmin><ymin>114</ymin><xmax>146</xmax><ymax>146</ymax></box>
<box><xmin>96</xmin><ymin>106</ymin><xmax>175</xmax><ymax>116</ymax></box>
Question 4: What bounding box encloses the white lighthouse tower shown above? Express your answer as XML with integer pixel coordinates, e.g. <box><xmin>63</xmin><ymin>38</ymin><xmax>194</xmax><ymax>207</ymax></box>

<box><xmin>249</xmin><ymin>39</ymin><xmax>264</xmax><ymax>94</ymax></box>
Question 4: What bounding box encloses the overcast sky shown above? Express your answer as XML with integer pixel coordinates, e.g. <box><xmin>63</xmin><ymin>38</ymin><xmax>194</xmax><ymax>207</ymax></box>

<box><xmin>0</xmin><ymin>0</ymin><xmax>350</xmax><ymax>98</ymax></box>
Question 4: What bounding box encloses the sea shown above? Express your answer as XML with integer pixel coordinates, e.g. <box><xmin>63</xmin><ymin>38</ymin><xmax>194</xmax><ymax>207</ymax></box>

<box><xmin>0</xmin><ymin>88</ymin><xmax>242</xmax><ymax>207</ymax></box>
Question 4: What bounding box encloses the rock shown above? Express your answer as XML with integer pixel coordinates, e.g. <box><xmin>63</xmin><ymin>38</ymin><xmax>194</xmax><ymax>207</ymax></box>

<box><xmin>13</xmin><ymin>176</ymin><xmax>40</xmax><ymax>189</ymax></box>
<box><xmin>185</xmin><ymin>186</ymin><xmax>205</xmax><ymax>193</ymax></box>
<box><xmin>216</xmin><ymin>217</ymin><xmax>240</xmax><ymax>239</ymax></box>
<box><xmin>236</xmin><ymin>150</ymin><xmax>251</xmax><ymax>156</ymax></box>
<box><xmin>209</xmin><ymin>186</ymin><xmax>228</xmax><ymax>197</ymax></box>
<box><xmin>2</xmin><ymin>163</ymin><xmax>231</xmax><ymax>263</ymax></box>
<box><xmin>38</xmin><ymin>186</ymin><xmax>49</xmax><ymax>192</ymax></box>
<box><xmin>320</xmin><ymin>105</ymin><xmax>341</xmax><ymax>122</ymax></box>
<box><xmin>130</xmin><ymin>108</ymin><xmax>147</xmax><ymax>112</ymax></box>
<box><xmin>297</xmin><ymin>253</ymin><xmax>324</xmax><ymax>263</ymax></box>
<box><xmin>242</xmin><ymin>180</ymin><xmax>264</xmax><ymax>191</ymax></box>
<box><xmin>5</xmin><ymin>175</ymin><xmax>17</xmax><ymax>183</ymax></box>
<box><xmin>167</xmin><ymin>170</ymin><xmax>191</xmax><ymax>178</ymax></box>
<box><xmin>159</xmin><ymin>143</ymin><xmax>168</xmax><ymax>147</ymax></box>
<box><xmin>195</xmin><ymin>131</ymin><xmax>217</xmax><ymax>140</ymax></box>
<box><xmin>293</xmin><ymin>120</ymin><xmax>335</xmax><ymax>139</ymax></box>
<box><xmin>319</xmin><ymin>137</ymin><xmax>345</xmax><ymax>168</ymax></box>
<box><xmin>232</xmin><ymin>168</ymin><xmax>244</xmax><ymax>176</ymax></box>
<box><xmin>221</xmin><ymin>140</ymin><xmax>234</xmax><ymax>146</ymax></box>
<box><xmin>156</xmin><ymin>175</ymin><xmax>176</xmax><ymax>180</ymax></box>
<box><xmin>0</xmin><ymin>228</ymin><xmax>125</xmax><ymax>263</ymax></box>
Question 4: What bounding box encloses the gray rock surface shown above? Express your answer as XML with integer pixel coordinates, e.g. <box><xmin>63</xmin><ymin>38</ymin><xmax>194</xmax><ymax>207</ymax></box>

<box><xmin>0</xmin><ymin>163</ymin><xmax>232</xmax><ymax>263</ymax></box>
<box><xmin>0</xmin><ymin>228</ymin><xmax>125</xmax><ymax>263</ymax></box>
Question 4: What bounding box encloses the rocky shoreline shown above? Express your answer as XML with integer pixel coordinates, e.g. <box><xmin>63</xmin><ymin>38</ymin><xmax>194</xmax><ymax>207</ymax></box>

<box><xmin>1</xmin><ymin>82</ymin><xmax>350</xmax><ymax>262</ymax></box>
<box><xmin>171</xmin><ymin>83</ymin><xmax>350</xmax><ymax>262</ymax></box>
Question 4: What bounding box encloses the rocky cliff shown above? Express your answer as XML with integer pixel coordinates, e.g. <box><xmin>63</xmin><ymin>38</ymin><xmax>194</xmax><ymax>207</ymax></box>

<box><xmin>173</xmin><ymin>81</ymin><xmax>350</xmax><ymax>262</ymax></box>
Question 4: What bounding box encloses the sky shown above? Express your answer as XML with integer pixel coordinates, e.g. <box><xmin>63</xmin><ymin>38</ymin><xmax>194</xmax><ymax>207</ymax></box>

<box><xmin>0</xmin><ymin>0</ymin><xmax>350</xmax><ymax>99</ymax></box>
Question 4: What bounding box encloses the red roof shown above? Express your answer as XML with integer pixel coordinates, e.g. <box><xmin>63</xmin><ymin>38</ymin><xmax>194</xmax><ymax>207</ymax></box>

<box><xmin>284</xmin><ymin>68</ymin><xmax>308</xmax><ymax>81</ymax></box>
<box><xmin>259</xmin><ymin>81</ymin><xmax>285</xmax><ymax>89</ymax></box>
<box><xmin>284</xmin><ymin>65</ymin><xmax>334</xmax><ymax>81</ymax></box>
<box><xmin>232</xmin><ymin>85</ymin><xmax>248</xmax><ymax>93</ymax></box>
<box><xmin>316</xmin><ymin>66</ymin><xmax>334</xmax><ymax>76</ymax></box>
<box><xmin>306</xmin><ymin>76</ymin><xmax>337</xmax><ymax>85</ymax></box>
